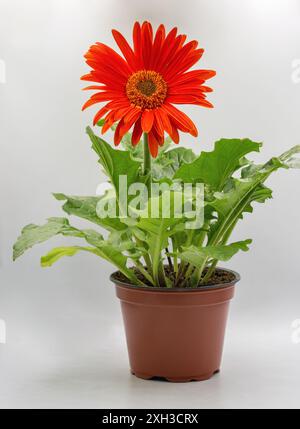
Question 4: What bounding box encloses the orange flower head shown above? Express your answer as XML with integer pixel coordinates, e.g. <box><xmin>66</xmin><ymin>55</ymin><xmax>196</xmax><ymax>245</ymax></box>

<box><xmin>81</xmin><ymin>22</ymin><xmax>216</xmax><ymax>157</ymax></box>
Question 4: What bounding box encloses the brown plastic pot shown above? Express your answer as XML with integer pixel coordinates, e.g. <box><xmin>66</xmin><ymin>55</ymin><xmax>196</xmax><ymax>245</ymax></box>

<box><xmin>111</xmin><ymin>268</ymin><xmax>239</xmax><ymax>382</ymax></box>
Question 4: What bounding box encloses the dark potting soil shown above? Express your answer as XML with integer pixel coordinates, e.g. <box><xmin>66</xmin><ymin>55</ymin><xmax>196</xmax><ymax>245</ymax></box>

<box><xmin>114</xmin><ymin>267</ymin><xmax>235</xmax><ymax>288</ymax></box>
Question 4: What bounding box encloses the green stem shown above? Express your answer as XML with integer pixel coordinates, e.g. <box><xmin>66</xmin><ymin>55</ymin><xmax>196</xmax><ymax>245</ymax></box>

<box><xmin>134</xmin><ymin>261</ymin><xmax>155</xmax><ymax>286</ymax></box>
<box><xmin>175</xmin><ymin>229</ymin><xmax>194</xmax><ymax>285</ymax></box>
<box><xmin>165</xmin><ymin>247</ymin><xmax>173</xmax><ymax>273</ymax></box>
<box><xmin>135</xmin><ymin>237</ymin><xmax>152</xmax><ymax>275</ymax></box>
<box><xmin>172</xmin><ymin>237</ymin><xmax>178</xmax><ymax>274</ymax></box>
<box><xmin>201</xmin><ymin>260</ymin><xmax>217</xmax><ymax>284</ymax></box>
<box><xmin>158</xmin><ymin>262</ymin><xmax>167</xmax><ymax>287</ymax></box>
<box><xmin>200</xmin><ymin>218</ymin><xmax>239</xmax><ymax>284</ymax></box>
<box><xmin>143</xmin><ymin>133</ymin><xmax>151</xmax><ymax>197</ymax></box>
<box><xmin>188</xmin><ymin>221</ymin><xmax>210</xmax><ymax>287</ymax></box>
<box><xmin>173</xmin><ymin>254</ymin><xmax>178</xmax><ymax>274</ymax></box>
<box><xmin>143</xmin><ymin>253</ymin><xmax>152</xmax><ymax>275</ymax></box>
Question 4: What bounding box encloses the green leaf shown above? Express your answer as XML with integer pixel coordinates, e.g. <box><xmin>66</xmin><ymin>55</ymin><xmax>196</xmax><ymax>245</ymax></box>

<box><xmin>13</xmin><ymin>216</ymin><xmax>137</xmax><ymax>280</ymax></box>
<box><xmin>175</xmin><ymin>138</ymin><xmax>262</xmax><ymax>191</ymax></box>
<box><xmin>211</xmin><ymin>180</ymin><xmax>272</xmax><ymax>220</ymax></box>
<box><xmin>207</xmin><ymin>152</ymin><xmax>292</xmax><ymax>247</ymax></box>
<box><xmin>179</xmin><ymin>239</ymin><xmax>252</xmax><ymax>268</ymax></box>
<box><xmin>120</xmin><ymin>131</ymin><xmax>144</xmax><ymax>161</ymax></box>
<box><xmin>134</xmin><ymin>194</ymin><xmax>183</xmax><ymax>286</ymax></box>
<box><xmin>41</xmin><ymin>243</ymin><xmax>138</xmax><ymax>283</ymax></box>
<box><xmin>41</xmin><ymin>246</ymin><xmax>89</xmax><ymax>266</ymax></box>
<box><xmin>13</xmin><ymin>217</ymin><xmax>79</xmax><ymax>260</ymax></box>
<box><xmin>86</xmin><ymin>127</ymin><xmax>141</xmax><ymax>197</ymax></box>
<box><xmin>13</xmin><ymin>212</ymin><xmax>141</xmax><ymax>282</ymax></box>
<box><xmin>152</xmin><ymin>147</ymin><xmax>197</xmax><ymax>180</ymax></box>
<box><xmin>120</xmin><ymin>130</ymin><xmax>173</xmax><ymax>161</ymax></box>
<box><xmin>92</xmin><ymin>125</ymin><xmax>194</xmax><ymax>181</ymax></box>
<box><xmin>53</xmin><ymin>193</ymin><xmax>126</xmax><ymax>231</ymax></box>
<box><xmin>278</xmin><ymin>145</ymin><xmax>300</xmax><ymax>169</ymax></box>
<box><xmin>12</xmin><ymin>216</ymin><xmax>118</xmax><ymax>261</ymax></box>
<box><xmin>242</xmin><ymin>185</ymin><xmax>273</xmax><ymax>214</ymax></box>
<box><xmin>107</xmin><ymin>229</ymin><xmax>142</xmax><ymax>254</ymax></box>
<box><xmin>96</xmin><ymin>119</ymin><xmax>106</xmax><ymax>127</ymax></box>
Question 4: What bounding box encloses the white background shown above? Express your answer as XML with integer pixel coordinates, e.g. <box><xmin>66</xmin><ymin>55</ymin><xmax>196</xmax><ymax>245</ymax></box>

<box><xmin>0</xmin><ymin>0</ymin><xmax>300</xmax><ymax>409</ymax></box>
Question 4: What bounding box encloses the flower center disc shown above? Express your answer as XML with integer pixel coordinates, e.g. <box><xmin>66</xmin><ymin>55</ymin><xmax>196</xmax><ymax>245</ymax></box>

<box><xmin>126</xmin><ymin>70</ymin><xmax>167</xmax><ymax>109</ymax></box>
<box><xmin>137</xmin><ymin>79</ymin><xmax>156</xmax><ymax>97</ymax></box>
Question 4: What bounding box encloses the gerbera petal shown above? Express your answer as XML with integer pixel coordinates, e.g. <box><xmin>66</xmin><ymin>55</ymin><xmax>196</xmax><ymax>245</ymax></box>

<box><xmin>153</xmin><ymin>110</ymin><xmax>165</xmax><ymax>137</ymax></box>
<box><xmin>114</xmin><ymin>106</ymin><xmax>133</xmax><ymax>121</ymax></box>
<box><xmin>154</xmin><ymin>24</ymin><xmax>166</xmax><ymax>48</ymax></box>
<box><xmin>85</xmin><ymin>63</ymin><xmax>127</xmax><ymax>85</ymax></box>
<box><xmin>102</xmin><ymin>111</ymin><xmax>116</xmax><ymax>134</ymax></box>
<box><xmin>132</xmin><ymin>22</ymin><xmax>143</xmax><ymax>68</ymax></box>
<box><xmin>114</xmin><ymin>120</ymin><xmax>124</xmax><ymax>146</ymax></box>
<box><xmin>92</xmin><ymin>104</ymin><xmax>110</xmax><ymax>125</ymax></box>
<box><xmin>131</xmin><ymin>118</ymin><xmax>143</xmax><ymax>146</ymax></box>
<box><xmin>141</xmin><ymin>110</ymin><xmax>154</xmax><ymax>133</ymax></box>
<box><xmin>151</xmin><ymin>127</ymin><xmax>165</xmax><ymax>146</ymax></box>
<box><xmin>133</xmin><ymin>22</ymin><xmax>141</xmax><ymax>51</ymax></box>
<box><xmin>87</xmin><ymin>92</ymin><xmax>124</xmax><ymax>103</ymax></box>
<box><xmin>159</xmin><ymin>35</ymin><xmax>185</xmax><ymax>73</ymax></box>
<box><xmin>156</xmin><ymin>108</ymin><xmax>179</xmax><ymax>144</ymax></box>
<box><xmin>114</xmin><ymin>110</ymin><xmax>141</xmax><ymax>144</ymax></box>
<box><xmin>168</xmin><ymin>70</ymin><xmax>205</xmax><ymax>86</ymax></box>
<box><xmin>154</xmin><ymin>27</ymin><xmax>177</xmax><ymax>70</ymax></box>
<box><xmin>167</xmin><ymin>95</ymin><xmax>204</xmax><ymax>104</ymax></box>
<box><xmin>112</xmin><ymin>29</ymin><xmax>138</xmax><ymax>71</ymax></box>
<box><xmin>168</xmin><ymin>119</ymin><xmax>180</xmax><ymax>144</ymax></box>
<box><xmin>169</xmin><ymin>69</ymin><xmax>216</xmax><ymax>86</ymax></box>
<box><xmin>105</xmin><ymin>99</ymin><xmax>131</xmax><ymax>110</ymax></box>
<box><xmin>168</xmin><ymin>86</ymin><xmax>208</xmax><ymax>95</ymax></box>
<box><xmin>156</xmin><ymin>34</ymin><xmax>183</xmax><ymax>73</ymax></box>
<box><xmin>82</xmin><ymin>97</ymin><xmax>102</xmax><ymax>111</ymax></box>
<box><xmin>161</xmin><ymin>40</ymin><xmax>198</xmax><ymax>77</ymax></box>
<box><xmin>148</xmin><ymin>132</ymin><xmax>159</xmax><ymax>158</ymax></box>
<box><xmin>85</xmin><ymin>43</ymin><xmax>131</xmax><ymax>78</ymax></box>
<box><xmin>195</xmin><ymin>99</ymin><xmax>214</xmax><ymax>108</ymax></box>
<box><xmin>90</xmin><ymin>42</ymin><xmax>130</xmax><ymax>68</ymax></box>
<box><xmin>166</xmin><ymin>49</ymin><xmax>205</xmax><ymax>80</ymax></box>
<box><xmin>162</xmin><ymin>103</ymin><xmax>198</xmax><ymax>137</ymax></box>
<box><xmin>199</xmin><ymin>85</ymin><xmax>213</xmax><ymax>92</ymax></box>
<box><xmin>83</xmin><ymin>85</ymin><xmax>108</xmax><ymax>91</ymax></box>
<box><xmin>141</xmin><ymin>21</ymin><xmax>153</xmax><ymax>69</ymax></box>
<box><xmin>123</xmin><ymin>106</ymin><xmax>142</xmax><ymax>123</ymax></box>
<box><xmin>101</xmin><ymin>106</ymin><xmax>133</xmax><ymax>134</ymax></box>
<box><xmin>149</xmin><ymin>24</ymin><xmax>165</xmax><ymax>68</ymax></box>
<box><xmin>81</xmin><ymin>71</ymin><xmax>125</xmax><ymax>89</ymax></box>
<box><xmin>169</xmin><ymin>79</ymin><xmax>205</xmax><ymax>89</ymax></box>
<box><xmin>81</xmin><ymin>73</ymin><xmax>94</xmax><ymax>82</ymax></box>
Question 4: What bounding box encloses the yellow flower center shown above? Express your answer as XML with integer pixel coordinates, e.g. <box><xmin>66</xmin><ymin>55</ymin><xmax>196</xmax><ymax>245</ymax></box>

<box><xmin>126</xmin><ymin>70</ymin><xmax>167</xmax><ymax>109</ymax></box>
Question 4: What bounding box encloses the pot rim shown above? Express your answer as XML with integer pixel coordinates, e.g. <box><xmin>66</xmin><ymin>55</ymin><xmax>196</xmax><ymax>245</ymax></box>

<box><xmin>110</xmin><ymin>266</ymin><xmax>240</xmax><ymax>292</ymax></box>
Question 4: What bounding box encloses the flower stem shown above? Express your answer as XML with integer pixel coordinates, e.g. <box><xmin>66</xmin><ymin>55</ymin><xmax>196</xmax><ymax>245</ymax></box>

<box><xmin>143</xmin><ymin>133</ymin><xmax>151</xmax><ymax>196</ymax></box>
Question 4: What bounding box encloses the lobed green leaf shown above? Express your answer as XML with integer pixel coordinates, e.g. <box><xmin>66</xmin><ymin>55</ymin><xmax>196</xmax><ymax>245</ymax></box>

<box><xmin>175</xmin><ymin>138</ymin><xmax>262</xmax><ymax>191</ymax></box>
<box><xmin>179</xmin><ymin>239</ymin><xmax>252</xmax><ymax>269</ymax></box>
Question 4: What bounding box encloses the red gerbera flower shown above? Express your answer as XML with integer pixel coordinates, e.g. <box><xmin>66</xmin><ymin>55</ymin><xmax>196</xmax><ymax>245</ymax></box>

<box><xmin>81</xmin><ymin>22</ymin><xmax>216</xmax><ymax>157</ymax></box>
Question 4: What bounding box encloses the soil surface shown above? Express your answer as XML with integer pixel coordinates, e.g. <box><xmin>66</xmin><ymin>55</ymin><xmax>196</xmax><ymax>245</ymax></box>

<box><xmin>114</xmin><ymin>267</ymin><xmax>236</xmax><ymax>288</ymax></box>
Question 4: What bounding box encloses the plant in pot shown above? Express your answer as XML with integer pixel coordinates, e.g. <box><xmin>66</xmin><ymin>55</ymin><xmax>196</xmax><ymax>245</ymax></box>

<box><xmin>13</xmin><ymin>22</ymin><xmax>300</xmax><ymax>382</ymax></box>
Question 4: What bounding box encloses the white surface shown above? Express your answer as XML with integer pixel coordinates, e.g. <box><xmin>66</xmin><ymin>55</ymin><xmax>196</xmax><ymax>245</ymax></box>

<box><xmin>1</xmin><ymin>308</ymin><xmax>300</xmax><ymax>409</ymax></box>
<box><xmin>1</xmin><ymin>269</ymin><xmax>300</xmax><ymax>409</ymax></box>
<box><xmin>1</xmin><ymin>0</ymin><xmax>300</xmax><ymax>409</ymax></box>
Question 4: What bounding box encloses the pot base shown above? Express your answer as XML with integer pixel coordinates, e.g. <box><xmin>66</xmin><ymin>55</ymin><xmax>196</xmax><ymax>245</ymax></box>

<box><xmin>131</xmin><ymin>369</ymin><xmax>220</xmax><ymax>383</ymax></box>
